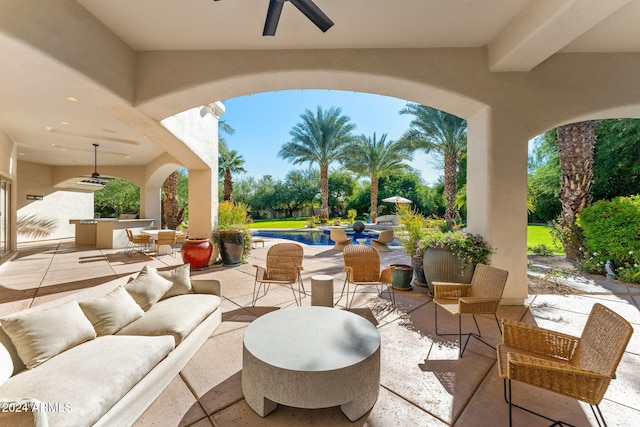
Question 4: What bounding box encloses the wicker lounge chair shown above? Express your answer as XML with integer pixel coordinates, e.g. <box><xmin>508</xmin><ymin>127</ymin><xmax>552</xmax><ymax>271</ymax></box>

<box><xmin>497</xmin><ymin>303</ymin><xmax>633</xmax><ymax>427</ymax></box>
<box><xmin>330</xmin><ymin>229</ymin><xmax>352</xmax><ymax>251</ymax></box>
<box><xmin>433</xmin><ymin>263</ymin><xmax>508</xmax><ymax>357</ymax></box>
<box><xmin>338</xmin><ymin>244</ymin><xmax>395</xmax><ymax>309</ymax></box>
<box><xmin>252</xmin><ymin>243</ymin><xmax>306</xmax><ymax>307</ymax></box>
<box><xmin>370</xmin><ymin>230</ymin><xmax>394</xmax><ymax>252</ymax></box>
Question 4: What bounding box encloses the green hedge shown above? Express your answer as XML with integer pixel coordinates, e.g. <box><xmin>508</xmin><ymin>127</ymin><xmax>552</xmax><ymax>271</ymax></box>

<box><xmin>578</xmin><ymin>195</ymin><xmax>640</xmax><ymax>281</ymax></box>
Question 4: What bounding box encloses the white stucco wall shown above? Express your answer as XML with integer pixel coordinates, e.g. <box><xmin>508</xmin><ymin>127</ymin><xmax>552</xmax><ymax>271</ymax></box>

<box><xmin>17</xmin><ymin>161</ymin><xmax>94</xmax><ymax>242</ymax></box>
<box><xmin>17</xmin><ymin>191</ymin><xmax>93</xmax><ymax>242</ymax></box>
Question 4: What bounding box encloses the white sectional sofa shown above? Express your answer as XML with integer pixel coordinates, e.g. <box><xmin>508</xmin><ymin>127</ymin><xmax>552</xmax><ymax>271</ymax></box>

<box><xmin>0</xmin><ymin>264</ymin><xmax>222</xmax><ymax>427</ymax></box>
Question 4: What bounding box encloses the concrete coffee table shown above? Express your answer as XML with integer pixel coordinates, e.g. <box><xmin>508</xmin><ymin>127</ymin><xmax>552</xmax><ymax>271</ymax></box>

<box><xmin>242</xmin><ymin>306</ymin><xmax>381</xmax><ymax>421</ymax></box>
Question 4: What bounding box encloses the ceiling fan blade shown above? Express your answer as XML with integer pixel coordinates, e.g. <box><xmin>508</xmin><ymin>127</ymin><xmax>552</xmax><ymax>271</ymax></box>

<box><xmin>263</xmin><ymin>0</ymin><xmax>285</xmax><ymax>36</ymax></box>
<box><xmin>290</xmin><ymin>0</ymin><xmax>333</xmax><ymax>32</ymax></box>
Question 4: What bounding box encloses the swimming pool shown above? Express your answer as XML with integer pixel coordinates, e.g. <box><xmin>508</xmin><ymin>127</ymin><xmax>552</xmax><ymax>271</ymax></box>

<box><xmin>251</xmin><ymin>229</ymin><xmax>400</xmax><ymax>246</ymax></box>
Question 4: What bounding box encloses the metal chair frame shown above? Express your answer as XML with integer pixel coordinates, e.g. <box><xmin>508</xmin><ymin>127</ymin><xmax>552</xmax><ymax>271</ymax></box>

<box><xmin>252</xmin><ymin>243</ymin><xmax>306</xmax><ymax>307</ymax></box>
<box><xmin>433</xmin><ymin>263</ymin><xmax>509</xmax><ymax>357</ymax></box>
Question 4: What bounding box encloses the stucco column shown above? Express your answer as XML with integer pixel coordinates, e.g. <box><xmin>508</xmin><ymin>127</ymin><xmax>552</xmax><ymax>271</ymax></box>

<box><xmin>466</xmin><ymin>107</ymin><xmax>528</xmax><ymax>305</ymax></box>
<box><xmin>160</xmin><ymin>102</ymin><xmax>222</xmax><ymax>240</ymax></box>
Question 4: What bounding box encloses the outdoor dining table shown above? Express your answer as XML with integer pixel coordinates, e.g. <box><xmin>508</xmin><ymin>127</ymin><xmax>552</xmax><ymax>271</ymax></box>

<box><xmin>140</xmin><ymin>229</ymin><xmax>184</xmax><ymax>256</ymax></box>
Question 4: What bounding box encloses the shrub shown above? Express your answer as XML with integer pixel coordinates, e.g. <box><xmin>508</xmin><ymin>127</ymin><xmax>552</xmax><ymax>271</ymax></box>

<box><xmin>396</xmin><ymin>204</ymin><xmax>429</xmax><ymax>261</ymax></box>
<box><xmin>347</xmin><ymin>209</ymin><xmax>357</xmax><ymax>223</ymax></box>
<box><xmin>528</xmin><ymin>243</ymin><xmax>554</xmax><ymax>256</ymax></box>
<box><xmin>578</xmin><ymin>195</ymin><xmax>640</xmax><ymax>267</ymax></box>
<box><xmin>416</xmin><ymin>229</ymin><xmax>494</xmax><ymax>270</ymax></box>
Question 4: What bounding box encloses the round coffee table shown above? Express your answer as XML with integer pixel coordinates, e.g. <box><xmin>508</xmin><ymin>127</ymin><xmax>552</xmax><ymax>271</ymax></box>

<box><xmin>242</xmin><ymin>306</ymin><xmax>381</xmax><ymax>421</ymax></box>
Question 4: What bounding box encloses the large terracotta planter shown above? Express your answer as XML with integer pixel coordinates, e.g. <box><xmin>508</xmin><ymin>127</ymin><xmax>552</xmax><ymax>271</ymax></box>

<box><xmin>218</xmin><ymin>230</ymin><xmax>244</xmax><ymax>266</ymax></box>
<box><xmin>180</xmin><ymin>238</ymin><xmax>213</xmax><ymax>269</ymax></box>
<box><xmin>422</xmin><ymin>247</ymin><xmax>475</xmax><ymax>294</ymax></box>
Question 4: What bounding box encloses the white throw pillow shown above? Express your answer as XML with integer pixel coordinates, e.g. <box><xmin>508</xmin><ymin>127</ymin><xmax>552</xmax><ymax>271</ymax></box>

<box><xmin>124</xmin><ymin>265</ymin><xmax>173</xmax><ymax>311</ymax></box>
<box><xmin>158</xmin><ymin>264</ymin><xmax>193</xmax><ymax>300</ymax></box>
<box><xmin>0</xmin><ymin>301</ymin><xmax>96</xmax><ymax>369</ymax></box>
<box><xmin>79</xmin><ymin>286</ymin><xmax>145</xmax><ymax>336</ymax></box>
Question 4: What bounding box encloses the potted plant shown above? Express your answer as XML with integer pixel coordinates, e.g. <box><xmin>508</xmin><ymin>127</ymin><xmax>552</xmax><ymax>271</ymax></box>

<box><xmin>396</xmin><ymin>204</ymin><xmax>429</xmax><ymax>286</ymax></box>
<box><xmin>212</xmin><ymin>201</ymin><xmax>252</xmax><ymax>266</ymax></box>
<box><xmin>418</xmin><ymin>229</ymin><xmax>494</xmax><ymax>294</ymax></box>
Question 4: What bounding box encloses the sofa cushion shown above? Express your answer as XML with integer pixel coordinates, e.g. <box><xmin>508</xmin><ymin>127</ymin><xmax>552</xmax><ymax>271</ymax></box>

<box><xmin>125</xmin><ymin>265</ymin><xmax>173</xmax><ymax>311</ymax></box>
<box><xmin>0</xmin><ymin>335</ymin><xmax>175</xmax><ymax>427</ymax></box>
<box><xmin>117</xmin><ymin>294</ymin><xmax>221</xmax><ymax>345</ymax></box>
<box><xmin>0</xmin><ymin>301</ymin><xmax>96</xmax><ymax>369</ymax></box>
<box><xmin>158</xmin><ymin>264</ymin><xmax>193</xmax><ymax>300</ymax></box>
<box><xmin>79</xmin><ymin>286</ymin><xmax>145</xmax><ymax>336</ymax></box>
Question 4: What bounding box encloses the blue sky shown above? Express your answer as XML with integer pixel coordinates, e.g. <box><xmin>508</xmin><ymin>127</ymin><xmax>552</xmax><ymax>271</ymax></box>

<box><xmin>220</xmin><ymin>90</ymin><xmax>442</xmax><ymax>185</ymax></box>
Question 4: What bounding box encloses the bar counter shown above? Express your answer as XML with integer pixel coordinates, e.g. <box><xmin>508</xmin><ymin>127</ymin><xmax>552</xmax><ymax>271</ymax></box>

<box><xmin>69</xmin><ymin>218</ymin><xmax>155</xmax><ymax>249</ymax></box>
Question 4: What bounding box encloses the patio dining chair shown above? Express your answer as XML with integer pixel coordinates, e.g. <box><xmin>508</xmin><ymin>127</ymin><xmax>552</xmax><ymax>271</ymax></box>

<box><xmin>124</xmin><ymin>228</ymin><xmax>151</xmax><ymax>256</ymax></box>
<box><xmin>433</xmin><ymin>263</ymin><xmax>508</xmax><ymax>357</ymax></box>
<box><xmin>330</xmin><ymin>229</ymin><xmax>352</xmax><ymax>252</ymax></box>
<box><xmin>155</xmin><ymin>230</ymin><xmax>177</xmax><ymax>257</ymax></box>
<box><xmin>497</xmin><ymin>303</ymin><xmax>633</xmax><ymax>427</ymax></box>
<box><xmin>338</xmin><ymin>244</ymin><xmax>395</xmax><ymax>309</ymax></box>
<box><xmin>252</xmin><ymin>243</ymin><xmax>306</xmax><ymax>307</ymax></box>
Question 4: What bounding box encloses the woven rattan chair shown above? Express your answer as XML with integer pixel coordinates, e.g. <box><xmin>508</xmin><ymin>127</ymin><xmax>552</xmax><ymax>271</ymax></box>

<box><xmin>370</xmin><ymin>230</ymin><xmax>394</xmax><ymax>252</ymax></box>
<box><xmin>252</xmin><ymin>243</ymin><xmax>306</xmax><ymax>307</ymax></box>
<box><xmin>433</xmin><ymin>263</ymin><xmax>508</xmax><ymax>357</ymax></box>
<box><xmin>124</xmin><ymin>229</ymin><xmax>151</xmax><ymax>256</ymax></box>
<box><xmin>338</xmin><ymin>244</ymin><xmax>395</xmax><ymax>309</ymax></box>
<box><xmin>330</xmin><ymin>229</ymin><xmax>352</xmax><ymax>251</ymax></box>
<box><xmin>155</xmin><ymin>230</ymin><xmax>177</xmax><ymax>257</ymax></box>
<box><xmin>497</xmin><ymin>303</ymin><xmax>633</xmax><ymax>427</ymax></box>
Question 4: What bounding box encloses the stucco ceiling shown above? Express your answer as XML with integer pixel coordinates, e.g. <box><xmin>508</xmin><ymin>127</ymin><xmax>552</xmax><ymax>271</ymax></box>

<box><xmin>1</xmin><ymin>0</ymin><xmax>640</xmax><ymax>170</ymax></box>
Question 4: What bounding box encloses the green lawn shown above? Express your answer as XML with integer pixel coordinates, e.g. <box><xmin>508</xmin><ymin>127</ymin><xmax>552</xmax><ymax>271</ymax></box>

<box><xmin>527</xmin><ymin>224</ymin><xmax>563</xmax><ymax>254</ymax></box>
<box><xmin>249</xmin><ymin>218</ymin><xmax>308</xmax><ymax>229</ymax></box>
<box><xmin>250</xmin><ymin>219</ymin><xmax>563</xmax><ymax>254</ymax></box>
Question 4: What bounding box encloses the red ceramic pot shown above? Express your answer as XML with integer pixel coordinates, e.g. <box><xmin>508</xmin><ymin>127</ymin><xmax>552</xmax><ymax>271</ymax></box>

<box><xmin>180</xmin><ymin>238</ymin><xmax>213</xmax><ymax>269</ymax></box>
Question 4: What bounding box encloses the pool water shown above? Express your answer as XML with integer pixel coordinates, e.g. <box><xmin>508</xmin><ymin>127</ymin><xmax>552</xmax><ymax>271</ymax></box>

<box><xmin>251</xmin><ymin>230</ymin><xmax>399</xmax><ymax>246</ymax></box>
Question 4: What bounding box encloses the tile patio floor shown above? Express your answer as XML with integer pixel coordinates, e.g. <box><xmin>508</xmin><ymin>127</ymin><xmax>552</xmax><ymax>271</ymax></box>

<box><xmin>1</xmin><ymin>238</ymin><xmax>640</xmax><ymax>426</ymax></box>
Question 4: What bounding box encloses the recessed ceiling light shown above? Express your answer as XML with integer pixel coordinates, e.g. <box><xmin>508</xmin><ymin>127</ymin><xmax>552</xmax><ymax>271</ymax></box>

<box><xmin>66</xmin><ymin>96</ymin><xmax>78</xmax><ymax>102</ymax></box>
<box><xmin>18</xmin><ymin>152</ymin><xmax>24</xmax><ymax>156</ymax></box>
<box><xmin>60</xmin><ymin>121</ymin><xmax>70</xmax><ymax>125</ymax></box>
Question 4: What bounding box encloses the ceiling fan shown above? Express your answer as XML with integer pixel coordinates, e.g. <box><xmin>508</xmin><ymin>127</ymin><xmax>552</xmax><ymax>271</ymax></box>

<box><xmin>77</xmin><ymin>144</ymin><xmax>114</xmax><ymax>187</ymax></box>
<box><xmin>214</xmin><ymin>0</ymin><xmax>334</xmax><ymax>36</ymax></box>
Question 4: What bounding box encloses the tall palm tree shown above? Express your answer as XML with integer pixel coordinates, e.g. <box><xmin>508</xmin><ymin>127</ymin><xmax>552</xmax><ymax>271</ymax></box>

<box><xmin>399</xmin><ymin>103</ymin><xmax>467</xmax><ymax>220</ymax></box>
<box><xmin>556</xmin><ymin>120</ymin><xmax>595</xmax><ymax>259</ymax></box>
<box><xmin>218</xmin><ymin>146</ymin><xmax>247</xmax><ymax>202</ymax></box>
<box><xmin>279</xmin><ymin>106</ymin><xmax>356</xmax><ymax>220</ymax></box>
<box><xmin>342</xmin><ymin>133</ymin><xmax>411</xmax><ymax>221</ymax></box>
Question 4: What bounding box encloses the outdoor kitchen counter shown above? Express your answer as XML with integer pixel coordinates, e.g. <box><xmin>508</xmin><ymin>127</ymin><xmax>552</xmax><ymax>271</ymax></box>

<box><xmin>69</xmin><ymin>218</ymin><xmax>155</xmax><ymax>249</ymax></box>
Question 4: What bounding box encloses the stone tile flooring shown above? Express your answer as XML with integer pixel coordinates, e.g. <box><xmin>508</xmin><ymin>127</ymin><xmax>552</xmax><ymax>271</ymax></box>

<box><xmin>1</xmin><ymin>238</ymin><xmax>639</xmax><ymax>426</ymax></box>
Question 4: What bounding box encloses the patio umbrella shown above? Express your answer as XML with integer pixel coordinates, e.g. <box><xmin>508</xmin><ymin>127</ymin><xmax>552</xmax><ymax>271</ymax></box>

<box><xmin>382</xmin><ymin>195</ymin><xmax>412</xmax><ymax>204</ymax></box>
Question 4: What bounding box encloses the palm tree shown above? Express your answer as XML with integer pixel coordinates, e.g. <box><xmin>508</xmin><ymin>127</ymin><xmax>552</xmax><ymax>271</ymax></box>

<box><xmin>279</xmin><ymin>106</ymin><xmax>356</xmax><ymax>220</ymax></box>
<box><xmin>218</xmin><ymin>146</ymin><xmax>247</xmax><ymax>202</ymax></box>
<box><xmin>556</xmin><ymin>120</ymin><xmax>595</xmax><ymax>259</ymax></box>
<box><xmin>399</xmin><ymin>103</ymin><xmax>467</xmax><ymax>220</ymax></box>
<box><xmin>342</xmin><ymin>133</ymin><xmax>411</xmax><ymax>221</ymax></box>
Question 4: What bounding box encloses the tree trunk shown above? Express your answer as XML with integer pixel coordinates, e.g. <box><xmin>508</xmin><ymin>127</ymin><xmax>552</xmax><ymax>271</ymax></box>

<box><xmin>443</xmin><ymin>152</ymin><xmax>458</xmax><ymax>220</ymax></box>
<box><xmin>556</xmin><ymin>121</ymin><xmax>595</xmax><ymax>260</ymax></box>
<box><xmin>223</xmin><ymin>168</ymin><xmax>233</xmax><ymax>201</ymax></box>
<box><xmin>320</xmin><ymin>163</ymin><xmax>329</xmax><ymax>220</ymax></box>
<box><xmin>370</xmin><ymin>175</ymin><xmax>379</xmax><ymax>222</ymax></box>
<box><xmin>162</xmin><ymin>171</ymin><xmax>181</xmax><ymax>229</ymax></box>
